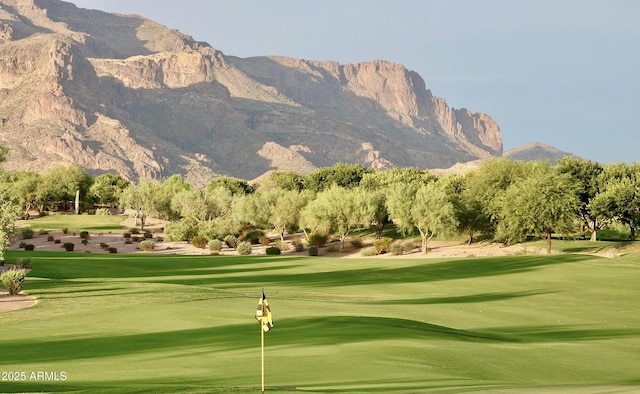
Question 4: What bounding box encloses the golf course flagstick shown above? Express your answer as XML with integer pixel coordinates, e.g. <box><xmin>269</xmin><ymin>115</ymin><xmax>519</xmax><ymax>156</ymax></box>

<box><xmin>256</xmin><ymin>289</ymin><xmax>273</xmax><ymax>393</ymax></box>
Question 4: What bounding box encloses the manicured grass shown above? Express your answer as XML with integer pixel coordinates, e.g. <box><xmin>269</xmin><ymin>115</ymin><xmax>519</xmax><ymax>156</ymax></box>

<box><xmin>18</xmin><ymin>214</ymin><xmax>127</xmax><ymax>232</ymax></box>
<box><xmin>1</xmin><ymin>248</ymin><xmax>639</xmax><ymax>393</ymax></box>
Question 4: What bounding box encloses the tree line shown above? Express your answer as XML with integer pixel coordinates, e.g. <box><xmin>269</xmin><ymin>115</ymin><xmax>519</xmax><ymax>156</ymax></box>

<box><xmin>1</xmin><ymin>157</ymin><xmax>639</xmax><ymax>262</ymax></box>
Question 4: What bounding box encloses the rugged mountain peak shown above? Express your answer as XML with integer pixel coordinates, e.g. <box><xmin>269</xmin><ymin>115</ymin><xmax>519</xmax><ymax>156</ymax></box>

<box><xmin>0</xmin><ymin>0</ymin><xmax>505</xmax><ymax>185</ymax></box>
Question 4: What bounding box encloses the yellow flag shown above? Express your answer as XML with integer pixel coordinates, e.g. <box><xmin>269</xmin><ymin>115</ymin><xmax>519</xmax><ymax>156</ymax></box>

<box><xmin>255</xmin><ymin>292</ymin><xmax>273</xmax><ymax>332</ymax></box>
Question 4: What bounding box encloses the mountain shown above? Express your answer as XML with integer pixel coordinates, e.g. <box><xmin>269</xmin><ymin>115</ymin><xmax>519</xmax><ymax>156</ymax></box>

<box><xmin>503</xmin><ymin>143</ymin><xmax>573</xmax><ymax>163</ymax></box>
<box><xmin>0</xmin><ymin>0</ymin><xmax>503</xmax><ymax>186</ymax></box>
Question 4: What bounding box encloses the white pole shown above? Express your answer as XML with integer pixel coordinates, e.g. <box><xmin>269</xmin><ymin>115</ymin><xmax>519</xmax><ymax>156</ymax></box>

<box><xmin>261</xmin><ymin>317</ymin><xmax>265</xmax><ymax>394</ymax></box>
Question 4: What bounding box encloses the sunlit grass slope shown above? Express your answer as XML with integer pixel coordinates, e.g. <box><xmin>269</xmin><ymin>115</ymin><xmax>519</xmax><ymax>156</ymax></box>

<box><xmin>1</xmin><ymin>249</ymin><xmax>639</xmax><ymax>393</ymax></box>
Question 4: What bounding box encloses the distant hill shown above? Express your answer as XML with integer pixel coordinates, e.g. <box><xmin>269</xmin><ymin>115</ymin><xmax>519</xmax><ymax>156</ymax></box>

<box><xmin>503</xmin><ymin>143</ymin><xmax>573</xmax><ymax>163</ymax></box>
<box><xmin>0</xmin><ymin>0</ymin><xmax>503</xmax><ymax>186</ymax></box>
<box><xmin>431</xmin><ymin>142</ymin><xmax>574</xmax><ymax>176</ymax></box>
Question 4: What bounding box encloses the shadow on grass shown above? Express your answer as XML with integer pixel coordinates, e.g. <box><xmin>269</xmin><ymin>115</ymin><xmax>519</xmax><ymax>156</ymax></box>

<box><xmin>371</xmin><ymin>289</ymin><xmax>557</xmax><ymax>305</ymax></box>
<box><xmin>3</xmin><ymin>315</ymin><xmax>638</xmax><ymax>366</ymax></box>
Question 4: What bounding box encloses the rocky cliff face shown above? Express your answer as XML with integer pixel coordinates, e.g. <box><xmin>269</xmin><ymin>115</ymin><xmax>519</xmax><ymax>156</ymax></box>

<box><xmin>0</xmin><ymin>0</ymin><xmax>503</xmax><ymax>185</ymax></box>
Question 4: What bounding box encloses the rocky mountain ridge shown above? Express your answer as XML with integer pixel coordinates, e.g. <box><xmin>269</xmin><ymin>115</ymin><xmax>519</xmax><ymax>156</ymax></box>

<box><xmin>0</xmin><ymin>0</ymin><xmax>503</xmax><ymax>186</ymax></box>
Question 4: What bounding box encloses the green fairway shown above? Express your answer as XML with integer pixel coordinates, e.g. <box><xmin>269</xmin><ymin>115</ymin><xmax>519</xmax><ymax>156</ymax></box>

<box><xmin>18</xmin><ymin>214</ymin><xmax>127</xmax><ymax>232</ymax></box>
<box><xmin>1</xmin><ymin>248</ymin><xmax>639</xmax><ymax>393</ymax></box>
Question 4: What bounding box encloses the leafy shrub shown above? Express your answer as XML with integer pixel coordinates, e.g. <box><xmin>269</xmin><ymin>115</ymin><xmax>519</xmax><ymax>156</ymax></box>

<box><xmin>265</xmin><ymin>246</ymin><xmax>281</xmax><ymax>255</ymax></box>
<box><xmin>1</xmin><ymin>269</ymin><xmax>27</xmax><ymax>295</ymax></box>
<box><xmin>54</xmin><ymin>239</ymin><xmax>61</xmax><ymax>244</ymax></box>
<box><xmin>307</xmin><ymin>232</ymin><xmax>329</xmax><ymax>246</ymax></box>
<box><xmin>79</xmin><ymin>231</ymin><xmax>90</xmax><ymax>239</ymax></box>
<box><xmin>236</xmin><ymin>241</ymin><xmax>252</xmax><ymax>255</ymax></box>
<box><xmin>291</xmin><ymin>238</ymin><xmax>304</xmax><ymax>252</ymax></box>
<box><xmin>373</xmin><ymin>237</ymin><xmax>393</xmax><ymax>254</ymax></box>
<box><xmin>16</xmin><ymin>257</ymin><xmax>32</xmax><ymax>269</ymax></box>
<box><xmin>47</xmin><ymin>235</ymin><xmax>54</xmax><ymax>242</ymax></box>
<box><xmin>349</xmin><ymin>237</ymin><xmax>364</xmax><ymax>249</ymax></box>
<box><xmin>107</xmin><ymin>247</ymin><xmax>117</xmax><ymax>254</ymax></box>
<box><xmin>62</xmin><ymin>242</ymin><xmax>75</xmax><ymax>251</ymax></box>
<box><xmin>224</xmin><ymin>235</ymin><xmax>238</xmax><ymax>249</ymax></box>
<box><xmin>140</xmin><ymin>240</ymin><xmax>155</xmax><ymax>252</ymax></box>
<box><xmin>208</xmin><ymin>239</ymin><xmax>223</xmax><ymax>253</ymax></box>
<box><xmin>308</xmin><ymin>246</ymin><xmax>319</xmax><ymax>256</ymax></box>
<box><xmin>95</xmin><ymin>208</ymin><xmax>111</xmax><ymax>215</ymax></box>
<box><xmin>24</xmin><ymin>244</ymin><xmax>35</xmax><ymax>251</ymax></box>
<box><xmin>20</xmin><ymin>228</ymin><xmax>34</xmax><ymax>239</ymax></box>
<box><xmin>361</xmin><ymin>247</ymin><xmax>377</xmax><ymax>257</ymax></box>
<box><xmin>130</xmin><ymin>228</ymin><xmax>140</xmax><ymax>234</ymax></box>
<box><xmin>258</xmin><ymin>235</ymin><xmax>271</xmax><ymax>246</ymax></box>
<box><xmin>241</xmin><ymin>229</ymin><xmax>265</xmax><ymax>245</ymax></box>
<box><xmin>164</xmin><ymin>220</ymin><xmax>198</xmax><ymax>242</ymax></box>
<box><xmin>191</xmin><ymin>235</ymin><xmax>209</xmax><ymax>249</ymax></box>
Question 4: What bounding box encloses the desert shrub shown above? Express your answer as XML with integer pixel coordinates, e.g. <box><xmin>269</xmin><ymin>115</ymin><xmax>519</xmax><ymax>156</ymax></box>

<box><xmin>62</xmin><ymin>227</ymin><xmax>68</xmax><ymax>234</ymax></box>
<box><xmin>391</xmin><ymin>241</ymin><xmax>405</xmax><ymax>255</ymax></box>
<box><xmin>373</xmin><ymin>237</ymin><xmax>393</xmax><ymax>254</ymax></box>
<box><xmin>125</xmin><ymin>240</ymin><xmax>133</xmax><ymax>244</ymax></box>
<box><xmin>361</xmin><ymin>247</ymin><xmax>377</xmax><ymax>257</ymax></box>
<box><xmin>291</xmin><ymin>238</ymin><xmax>304</xmax><ymax>252</ymax></box>
<box><xmin>1</xmin><ymin>269</ymin><xmax>27</xmax><ymax>295</ymax></box>
<box><xmin>19</xmin><ymin>242</ymin><xmax>27</xmax><ymax>248</ymax></box>
<box><xmin>241</xmin><ymin>229</ymin><xmax>265</xmax><ymax>244</ymax></box>
<box><xmin>54</xmin><ymin>239</ymin><xmax>61</xmax><ymax>244</ymax></box>
<box><xmin>326</xmin><ymin>245</ymin><xmax>339</xmax><ymax>253</ymax></box>
<box><xmin>123</xmin><ymin>232</ymin><xmax>131</xmax><ymax>239</ymax></box>
<box><xmin>37</xmin><ymin>229</ymin><xmax>48</xmax><ymax>235</ymax></box>
<box><xmin>191</xmin><ymin>235</ymin><xmax>209</xmax><ymax>249</ymax></box>
<box><xmin>274</xmin><ymin>240</ymin><xmax>290</xmax><ymax>252</ymax></box>
<box><xmin>130</xmin><ymin>228</ymin><xmax>140</xmax><ymax>234</ymax></box>
<box><xmin>131</xmin><ymin>236</ymin><xmax>142</xmax><ymax>242</ymax></box>
<box><xmin>47</xmin><ymin>235</ymin><xmax>54</xmax><ymax>242</ymax></box>
<box><xmin>236</xmin><ymin>241</ymin><xmax>252</xmax><ymax>255</ymax></box>
<box><xmin>265</xmin><ymin>246</ymin><xmax>281</xmax><ymax>255</ymax></box>
<box><xmin>20</xmin><ymin>228</ymin><xmax>34</xmax><ymax>239</ymax></box>
<box><xmin>402</xmin><ymin>240</ymin><xmax>416</xmax><ymax>253</ymax></box>
<box><xmin>208</xmin><ymin>239</ymin><xmax>223</xmax><ymax>253</ymax></box>
<box><xmin>62</xmin><ymin>242</ymin><xmax>75</xmax><ymax>252</ymax></box>
<box><xmin>23</xmin><ymin>244</ymin><xmax>35</xmax><ymax>251</ymax></box>
<box><xmin>224</xmin><ymin>235</ymin><xmax>238</xmax><ymax>249</ymax></box>
<box><xmin>350</xmin><ymin>237</ymin><xmax>364</xmax><ymax>249</ymax></box>
<box><xmin>144</xmin><ymin>231</ymin><xmax>153</xmax><ymax>239</ymax></box>
<box><xmin>99</xmin><ymin>242</ymin><xmax>109</xmax><ymax>249</ymax></box>
<box><xmin>95</xmin><ymin>208</ymin><xmax>111</xmax><ymax>215</ymax></box>
<box><xmin>307</xmin><ymin>232</ymin><xmax>329</xmax><ymax>246</ymax></box>
<box><xmin>79</xmin><ymin>231</ymin><xmax>90</xmax><ymax>239</ymax></box>
<box><xmin>258</xmin><ymin>235</ymin><xmax>271</xmax><ymax>246</ymax></box>
<box><xmin>16</xmin><ymin>257</ymin><xmax>32</xmax><ymax>269</ymax></box>
<box><xmin>140</xmin><ymin>240</ymin><xmax>155</xmax><ymax>252</ymax></box>
<box><xmin>107</xmin><ymin>247</ymin><xmax>117</xmax><ymax>254</ymax></box>
<box><xmin>308</xmin><ymin>246</ymin><xmax>319</xmax><ymax>256</ymax></box>
<box><xmin>81</xmin><ymin>239</ymin><xmax>88</xmax><ymax>245</ymax></box>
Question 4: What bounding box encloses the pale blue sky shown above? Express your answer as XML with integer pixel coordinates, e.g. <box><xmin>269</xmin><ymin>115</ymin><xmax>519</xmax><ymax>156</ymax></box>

<box><xmin>70</xmin><ymin>0</ymin><xmax>639</xmax><ymax>164</ymax></box>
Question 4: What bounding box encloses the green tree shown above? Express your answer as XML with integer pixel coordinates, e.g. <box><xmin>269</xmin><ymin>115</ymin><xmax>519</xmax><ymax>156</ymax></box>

<box><xmin>441</xmin><ymin>174</ymin><xmax>491</xmax><ymax>244</ymax></box>
<box><xmin>590</xmin><ymin>163</ymin><xmax>640</xmax><ymax>240</ymax></box>
<box><xmin>90</xmin><ymin>173</ymin><xmax>130</xmax><ymax>207</ymax></box>
<box><xmin>7</xmin><ymin>172</ymin><xmax>42</xmax><ymax>219</ymax></box>
<box><xmin>206</xmin><ymin>177</ymin><xmax>253</xmax><ymax>195</ymax></box>
<box><xmin>386</xmin><ymin>182</ymin><xmax>457</xmax><ymax>254</ymax></box>
<box><xmin>359</xmin><ymin>167</ymin><xmax>437</xmax><ymax>190</ymax></box>
<box><xmin>300</xmin><ymin>186</ymin><xmax>365</xmax><ymax>251</ymax></box>
<box><xmin>556</xmin><ymin>156</ymin><xmax>605</xmax><ymax>241</ymax></box>
<box><xmin>303</xmin><ymin>163</ymin><xmax>370</xmax><ymax>193</ymax></box>
<box><xmin>40</xmin><ymin>165</ymin><xmax>94</xmax><ymax>212</ymax></box>
<box><xmin>358</xmin><ymin>189</ymin><xmax>388</xmax><ymax>239</ymax></box>
<box><xmin>495</xmin><ymin>167</ymin><xmax>579</xmax><ymax>254</ymax></box>
<box><xmin>257</xmin><ymin>170</ymin><xmax>304</xmax><ymax>192</ymax></box>
<box><xmin>0</xmin><ymin>191</ymin><xmax>21</xmax><ymax>264</ymax></box>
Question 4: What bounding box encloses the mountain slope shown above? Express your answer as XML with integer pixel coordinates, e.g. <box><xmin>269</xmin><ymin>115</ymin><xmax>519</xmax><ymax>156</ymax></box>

<box><xmin>0</xmin><ymin>0</ymin><xmax>503</xmax><ymax>186</ymax></box>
